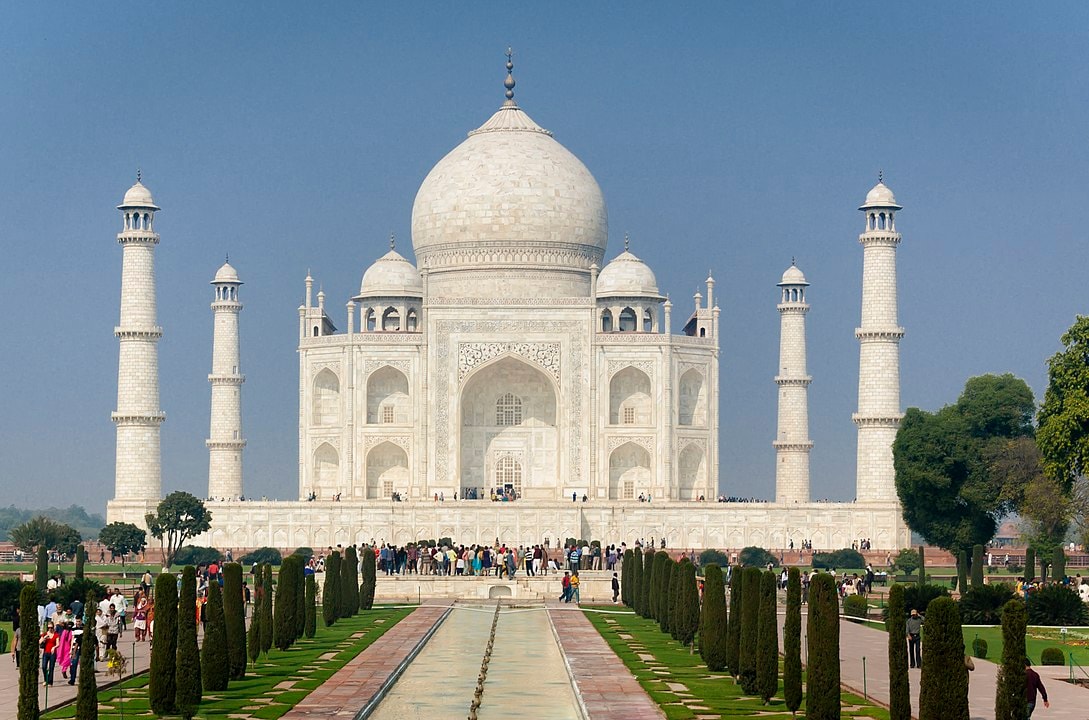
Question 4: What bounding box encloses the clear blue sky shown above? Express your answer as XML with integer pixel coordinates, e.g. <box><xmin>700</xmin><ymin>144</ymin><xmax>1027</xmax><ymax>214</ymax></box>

<box><xmin>1</xmin><ymin>3</ymin><xmax>1086</xmax><ymax>512</ymax></box>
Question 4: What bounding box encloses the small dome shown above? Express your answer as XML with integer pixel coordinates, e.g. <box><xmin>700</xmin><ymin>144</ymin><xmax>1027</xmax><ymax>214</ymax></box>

<box><xmin>118</xmin><ymin>180</ymin><xmax>160</xmax><ymax>210</ymax></box>
<box><xmin>356</xmin><ymin>249</ymin><xmax>423</xmax><ymax>299</ymax></box>
<box><xmin>778</xmin><ymin>264</ymin><xmax>808</xmax><ymax>286</ymax></box>
<box><xmin>213</xmin><ymin>262</ymin><xmax>241</xmax><ymax>284</ymax></box>
<box><xmin>596</xmin><ymin>250</ymin><xmax>661</xmax><ymax>298</ymax></box>
<box><xmin>859</xmin><ymin>181</ymin><xmax>902</xmax><ymax>210</ymax></box>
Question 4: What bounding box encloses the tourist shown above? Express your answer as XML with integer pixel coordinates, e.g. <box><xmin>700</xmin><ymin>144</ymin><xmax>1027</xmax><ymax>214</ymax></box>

<box><xmin>559</xmin><ymin>572</ymin><xmax>572</xmax><ymax>603</ymax></box>
<box><xmin>570</xmin><ymin>573</ymin><xmax>581</xmax><ymax>603</ymax></box>
<box><xmin>612</xmin><ymin>572</ymin><xmax>620</xmax><ymax>603</ymax></box>
<box><xmin>906</xmin><ymin>608</ymin><xmax>923</xmax><ymax>669</ymax></box>
<box><xmin>104</xmin><ymin>604</ymin><xmax>122</xmax><ymax>651</ymax></box>
<box><xmin>133</xmin><ymin>597</ymin><xmax>150</xmax><ymax>642</ymax></box>
<box><xmin>506</xmin><ymin>548</ymin><xmax>517</xmax><ymax>579</ymax></box>
<box><xmin>12</xmin><ymin>624</ymin><xmax>20</xmax><ymax>667</ymax></box>
<box><xmin>94</xmin><ymin>608</ymin><xmax>107</xmax><ymax>660</ymax></box>
<box><xmin>1026</xmin><ymin>658</ymin><xmax>1050</xmax><ymax>716</ymax></box>
<box><xmin>40</xmin><ymin>623</ymin><xmax>59</xmax><ymax>686</ymax></box>
<box><xmin>67</xmin><ymin>621</ymin><xmax>84</xmax><ymax>685</ymax></box>
<box><xmin>110</xmin><ymin>587</ymin><xmax>128</xmax><ymax>631</ymax></box>
<box><xmin>55</xmin><ymin>621</ymin><xmax>73</xmax><ymax>681</ymax></box>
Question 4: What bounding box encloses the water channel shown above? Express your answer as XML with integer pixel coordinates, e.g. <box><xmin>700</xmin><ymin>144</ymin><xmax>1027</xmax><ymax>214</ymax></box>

<box><xmin>369</xmin><ymin>603</ymin><xmax>583</xmax><ymax>720</ymax></box>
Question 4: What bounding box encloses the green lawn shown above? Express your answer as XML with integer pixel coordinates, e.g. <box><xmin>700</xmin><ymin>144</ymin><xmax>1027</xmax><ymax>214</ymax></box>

<box><xmin>585</xmin><ymin>608</ymin><xmax>889</xmax><ymax>719</ymax></box>
<box><xmin>43</xmin><ymin>606</ymin><xmax>413</xmax><ymax>720</ymax></box>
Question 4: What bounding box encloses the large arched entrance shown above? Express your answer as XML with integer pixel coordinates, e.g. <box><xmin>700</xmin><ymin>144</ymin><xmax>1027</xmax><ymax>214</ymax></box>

<box><xmin>459</xmin><ymin>356</ymin><xmax>558</xmax><ymax>500</ymax></box>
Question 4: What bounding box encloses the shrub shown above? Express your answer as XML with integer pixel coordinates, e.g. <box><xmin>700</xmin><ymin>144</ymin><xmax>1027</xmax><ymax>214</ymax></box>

<box><xmin>1052</xmin><ymin>546</ymin><xmax>1066</xmax><ymax>582</ymax></box>
<box><xmin>174</xmin><ymin>545</ymin><xmax>222</xmax><ymax>566</ymax></box>
<box><xmin>699</xmin><ymin>564</ymin><xmax>728</xmax><ymax>671</ymax></box>
<box><xmin>1007</xmin><ymin>564</ymin><xmax>1023</xmax><ymax>576</ymax></box>
<box><xmin>658</xmin><ymin>556</ymin><xmax>674</xmax><ymax>635</ymax></box>
<box><xmin>646</xmin><ymin>551</ymin><xmax>662</xmax><ymax>621</ymax></box>
<box><xmin>675</xmin><ymin>559</ymin><xmax>700</xmax><ymax>648</ymax></box>
<box><xmin>175</xmin><ymin>566</ymin><xmax>203</xmax><ymax>718</ymax></box>
<box><xmin>886</xmin><ymin>584</ymin><xmax>911</xmax><ymax>720</ymax></box>
<box><xmin>1024</xmin><ymin>547</ymin><xmax>1035</xmax><ymax>580</ymax></box>
<box><xmin>260</xmin><ymin>564</ymin><xmax>274</xmax><ymax>654</ymax></box>
<box><xmin>274</xmin><ymin>556</ymin><xmax>299</xmax><ymax>650</ymax></box>
<box><xmin>639</xmin><ymin>548</ymin><xmax>655</xmax><ymax>619</ymax></box>
<box><xmin>972</xmin><ymin>637</ymin><xmax>988</xmax><ymax>659</ymax></box>
<box><xmin>201</xmin><ymin>581</ymin><xmax>229</xmax><ymax>691</ymax></box>
<box><xmin>812</xmin><ymin>548</ymin><xmax>865</xmax><ymax>570</ymax></box>
<box><xmin>360</xmin><ymin>546</ymin><xmax>376</xmax><ymax>611</ymax></box>
<box><xmin>756</xmin><ymin>570</ymin><xmax>778</xmax><ymax>704</ymax></box>
<box><xmin>995</xmin><ymin>599</ymin><xmax>1027</xmax><ymax>720</ymax></box>
<box><xmin>222</xmin><ymin>563</ymin><xmax>247</xmax><ymax>680</ymax></box>
<box><xmin>699</xmin><ymin>549</ymin><xmax>730</xmax><ymax>568</ymax></box>
<box><xmin>902</xmin><ymin>583</ymin><xmax>950</xmax><ymax>615</ymax></box>
<box><xmin>246</xmin><ymin>609</ymin><xmax>261</xmax><ymax>665</ymax></box>
<box><xmin>739</xmin><ymin>546</ymin><xmax>777</xmax><ymax>568</ymax></box>
<box><xmin>1027</xmin><ymin>583</ymin><xmax>1089</xmax><ymax>626</ymax></box>
<box><xmin>843</xmin><ymin>594</ymin><xmax>868</xmax><ymax>619</ymax></box>
<box><xmin>971</xmin><ymin>544</ymin><xmax>985</xmax><ymax>588</ymax></box>
<box><xmin>630</xmin><ymin>548</ymin><xmax>643</xmax><ymax>615</ymax></box>
<box><xmin>18</xmin><ymin>584</ymin><xmax>39</xmax><ymax>720</ymax></box>
<box><xmin>0</xmin><ymin>578</ymin><xmax>24</xmax><ymax>623</ymax></box>
<box><xmin>956</xmin><ymin>551</ymin><xmax>968</xmax><ymax>593</ymax></box>
<box><xmin>294</xmin><ymin>558</ymin><xmax>306</xmax><ymax>640</ymax></box>
<box><xmin>341</xmin><ymin>546</ymin><xmax>359</xmax><ymax>618</ymax></box>
<box><xmin>738</xmin><ymin>566</ymin><xmax>761</xmax><ymax>693</ymax></box>
<box><xmin>323</xmin><ymin>552</ymin><xmax>341</xmax><ymax>626</ymax></box>
<box><xmin>621</xmin><ymin>549</ymin><xmax>633</xmax><ymax>606</ymax></box>
<box><xmin>893</xmin><ymin>548</ymin><xmax>920</xmax><ymax>574</ymax></box>
<box><xmin>148</xmin><ymin>573</ymin><xmax>178</xmax><ymax>715</ymax></box>
<box><xmin>958</xmin><ymin>583</ymin><xmax>1015</xmax><ymax>624</ymax></box>
<box><xmin>240</xmin><ymin>546</ymin><xmax>282</xmax><ymax>566</ymax></box>
<box><xmin>669</xmin><ymin>560</ymin><xmax>684</xmax><ymax>641</ymax></box>
<box><xmin>304</xmin><ymin>574</ymin><xmax>317</xmax><ymax>638</ymax></box>
<box><xmin>783</xmin><ymin>568</ymin><xmax>802</xmax><ymax>715</ymax></box>
<box><xmin>919</xmin><ymin>597</ymin><xmax>968</xmax><ymax>720</ymax></box>
<box><xmin>1040</xmin><ymin>647</ymin><xmax>1065</xmax><ymax>666</ymax></box>
<box><xmin>293</xmin><ymin>546</ymin><xmax>314</xmax><ymax>560</ymax></box>
<box><xmin>806</xmin><ymin>573</ymin><xmax>840</xmax><ymax>718</ymax></box>
<box><xmin>725</xmin><ymin>566</ymin><xmax>742</xmax><ymax>676</ymax></box>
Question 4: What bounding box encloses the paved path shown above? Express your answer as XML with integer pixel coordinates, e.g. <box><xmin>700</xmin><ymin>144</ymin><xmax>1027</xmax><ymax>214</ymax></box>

<box><xmin>548</xmin><ymin>603</ymin><xmax>664</xmax><ymax>720</ymax></box>
<box><xmin>282</xmin><ymin>604</ymin><xmax>449</xmax><ymax>719</ymax></box>
<box><xmin>0</xmin><ymin>635</ymin><xmax>152</xmax><ymax>720</ymax></box>
<box><xmin>780</xmin><ymin>613</ymin><xmax>1087</xmax><ymax>720</ymax></box>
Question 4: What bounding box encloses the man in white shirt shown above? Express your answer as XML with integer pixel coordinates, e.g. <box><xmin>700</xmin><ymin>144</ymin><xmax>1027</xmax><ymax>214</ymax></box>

<box><xmin>110</xmin><ymin>590</ymin><xmax>127</xmax><ymax>631</ymax></box>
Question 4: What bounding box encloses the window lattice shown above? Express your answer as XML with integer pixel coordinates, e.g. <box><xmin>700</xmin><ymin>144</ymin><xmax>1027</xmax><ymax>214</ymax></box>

<box><xmin>381</xmin><ymin>405</ymin><xmax>394</xmax><ymax>424</ymax></box>
<box><xmin>495</xmin><ymin>393</ymin><xmax>523</xmax><ymax>426</ymax></box>
<box><xmin>496</xmin><ymin>456</ymin><xmax>523</xmax><ymax>494</ymax></box>
<box><xmin>622</xmin><ymin>406</ymin><xmax>635</xmax><ymax>425</ymax></box>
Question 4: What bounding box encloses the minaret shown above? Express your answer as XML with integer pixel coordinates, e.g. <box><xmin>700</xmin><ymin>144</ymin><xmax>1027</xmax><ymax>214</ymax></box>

<box><xmin>207</xmin><ymin>260</ymin><xmax>246</xmax><ymax>500</ymax></box>
<box><xmin>112</xmin><ymin>174</ymin><xmax>165</xmax><ymax>502</ymax></box>
<box><xmin>774</xmin><ymin>262</ymin><xmax>813</xmax><ymax>503</ymax></box>
<box><xmin>853</xmin><ymin>176</ymin><xmax>904</xmax><ymax>502</ymax></box>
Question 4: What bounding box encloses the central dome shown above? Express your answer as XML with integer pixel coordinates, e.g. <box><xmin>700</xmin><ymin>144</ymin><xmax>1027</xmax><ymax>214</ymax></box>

<box><xmin>411</xmin><ymin>74</ymin><xmax>608</xmax><ymax>298</ymax></box>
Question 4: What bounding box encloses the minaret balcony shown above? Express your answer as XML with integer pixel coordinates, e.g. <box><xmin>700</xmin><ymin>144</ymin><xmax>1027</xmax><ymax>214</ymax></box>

<box><xmin>772</xmin><ymin>440</ymin><xmax>813</xmax><ymax>451</ymax></box>
<box><xmin>117</xmin><ymin>232</ymin><xmax>160</xmax><ymax>246</ymax></box>
<box><xmin>857</xmin><ymin>232</ymin><xmax>901</xmax><ymax>248</ymax></box>
<box><xmin>851</xmin><ymin>414</ymin><xmax>904</xmax><ymax>428</ymax></box>
<box><xmin>114</xmin><ymin>326</ymin><xmax>163</xmax><ymax>339</ymax></box>
<box><xmin>111</xmin><ymin>411</ymin><xmax>166</xmax><ymax>425</ymax></box>
<box><xmin>774</xmin><ymin>376</ymin><xmax>812</xmax><ymax>387</ymax></box>
<box><xmin>208</xmin><ymin>373</ymin><xmax>245</xmax><ymax>385</ymax></box>
<box><xmin>854</xmin><ymin>327</ymin><xmax>905</xmax><ymax>341</ymax></box>
<box><xmin>206</xmin><ymin>439</ymin><xmax>247</xmax><ymax>450</ymax></box>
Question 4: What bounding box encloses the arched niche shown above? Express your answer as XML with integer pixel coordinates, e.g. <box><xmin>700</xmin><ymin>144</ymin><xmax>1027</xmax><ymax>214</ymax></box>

<box><xmin>609</xmin><ymin>366</ymin><xmax>652</xmax><ymax>425</ymax></box>
<box><xmin>366</xmin><ymin>366</ymin><xmax>410</xmax><ymax>424</ymax></box>
<box><xmin>312</xmin><ymin>369</ymin><xmax>340</xmax><ymax>426</ymax></box>
<box><xmin>678</xmin><ymin>369</ymin><xmax>707</xmax><ymax>426</ymax></box>
<box><xmin>365</xmin><ymin>442</ymin><xmax>408</xmax><ymax>500</ymax></box>
<box><xmin>312</xmin><ymin>443</ymin><xmax>339</xmax><ymax>497</ymax></box>
<box><xmin>609</xmin><ymin>442</ymin><xmax>650</xmax><ymax>500</ymax></box>
<box><xmin>678</xmin><ymin>443</ymin><xmax>705</xmax><ymax>501</ymax></box>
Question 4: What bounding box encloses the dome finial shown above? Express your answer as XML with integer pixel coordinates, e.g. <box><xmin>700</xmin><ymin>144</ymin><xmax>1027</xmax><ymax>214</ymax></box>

<box><xmin>226</xmin><ymin>252</ymin><xmax>230</xmax><ymax>264</ymax></box>
<box><xmin>503</xmin><ymin>47</ymin><xmax>517</xmax><ymax>106</ymax></box>
<box><xmin>136</xmin><ymin>167</ymin><xmax>141</xmax><ymax>183</ymax></box>
<box><xmin>878</xmin><ymin>169</ymin><xmax>883</xmax><ymax>184</ymax></box>
<box><xmin>624</xmin><ymin>232</ymin><xmax>630</xmax><ymax>251</ymax></box>
<box><xmin>389</xmin><ymin>232</ymin><xmax>396</xmax><ymax>250</ymax></box>
<box><xmin>791</xmin><ymin>256</ymin><xmax>796</xmax><ymax>266</ymax></box>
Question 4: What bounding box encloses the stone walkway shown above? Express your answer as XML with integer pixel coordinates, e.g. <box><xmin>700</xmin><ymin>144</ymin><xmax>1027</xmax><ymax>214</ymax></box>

<box><xmin>547</xmin><ymin>604</ymin><xmax>664</xmax><ymax>719</ymax></box>
<box><xmin>0</xmin><ymin>635</ymin><xmax>152</xmax><ymax>720</ymax></box>
<box><xmin>282</xmin><ymin>604</ymin><xmax>449</xmax><ymax>719</ymax></box>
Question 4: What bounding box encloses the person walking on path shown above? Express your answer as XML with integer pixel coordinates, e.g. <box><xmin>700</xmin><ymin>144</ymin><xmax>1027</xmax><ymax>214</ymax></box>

<box><xmin>612</xmin><ymin>572</ymin><xmax>620</xmax><ymax>603</ymax></box>
<box><xmin>1026</xmin><ymin>659</ymin><xmax>1050</xmax><ymax>716</ymax></box>
<box><xmin>906</xmin><ymin>608</ymin><xmax>923</xmax><ymax>669</ymax></box>
<box><xmin>40</xmin><ymin>623</ymin><xmax>59</xmax><ymax>686</ymax></box>
<box><xmin>560</xmin><ymin>572</ymin><xmax>572</xmax><ymax>603</ymax></box>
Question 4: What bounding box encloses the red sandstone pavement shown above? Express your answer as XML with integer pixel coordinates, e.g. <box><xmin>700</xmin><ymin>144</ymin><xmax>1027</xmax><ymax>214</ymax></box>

<box><xmin>281</xmin><ymin>604</ymin><xmax>449</xmax><ymax>719</ymax></box>
<box><xmin>548</xmin><ymin>603</ymin><xmax>665</xmax><ymax>719</ymax></box>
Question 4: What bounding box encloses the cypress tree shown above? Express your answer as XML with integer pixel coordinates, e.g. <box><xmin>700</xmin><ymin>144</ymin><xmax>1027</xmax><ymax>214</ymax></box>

<box><xmin>652</xmin><ymin>552</ymin><xmax>668</xmax><ymax>621</ymax></box>
<box><xmin>201</xmin><ymin>581</ymin><xmax>229</xmax><ymax>691</ymax></box>
<box><xmin>175</xmin><ymin>566</ymin><xmax>203</xmax><ymax>719</ymax></box>
<box><xmin>659</xmin><ymin>558</ymin><xmax>675</xmax><ymax>635</ymax></box>
<box><xmin>35</xmin><ymin>546</ymin><xmax>48</xmax><ymax>593</ymax></box>
<box><xmin>630</xmin><ymin>548</ymin><xmax>643</xmax><ymax>615</ymax></box>
<box><xmin>75</xmin><ymin>544</ymin><xmax>86</xmax><ymax>582</ymax></box>
<box><xmin>294</xmin><ymin>558</ymin><xmax>306</xmax><ymax>640</ymax></box>
<box><xmin>670</xmin><ymin>559</ymin><xmax>685</xmax><ymax>640</ymax></box>
<box><xmin>360</xmin><ymin>546</ymin><xmax>376</xmax><ymax>611</ymax></box>
<box><xmin>246</xmin><ymin>610</ymin><xmax>261</xmax><ymax>665</ymax></box>
<box><xmin>622</xmin><ymin>549</ymin><xmax>633</xmax><ymax>606</ymax></box>
<box><xmin>784</xmin><ymin>567</ymin><xmax>803</xmax><ymax>716</ymax></box>
<box><xmin>918</xmin><ymin>545</ymin><xmax>926</xmax><ymax>585</ymax></box>
<box><xmin>18</xmin><ymin>585</ymin><xmax>39</xmax><ymax>720</ymax></box>
<box><xmin>806</xmin><ymin>572</ymin><xmax>841</xmax><ymax>720</ymax></box>
<box><xmin>323</xmin><ymin>551</ymin><xmax>342</xmax><ymax>625</ymax></box>
<box><xmin>1052</xmin><ymin>546</ymin><xmax>1066</xmax><ymax>582</ymax></box>
<box><xmin>274</xmin><ymin>558</ymin><xmax>297</xmax><ymax>650</ymax></box>
<box><xmin>341</xmin><ymin>546</ymin><xmax>359</xmax><ymax>617</ymax></box>
<box><xmin>725</xmin><ymin>565</ymin><xmax>743</xmax><ymax>676</ymax></box>
<box><xmin>222</xmin><ymin>563</ymin><xmax>247</xmax><ymax>680</ymax></box>
<box><xmin>639</xmin><ymin>548</ymin><xmax>655</xmax><ymax>619</ymax></box>
<box><xmin>919</xmin><ymin>597</ymin><xmax>968</xmax><ymax>720</ymax></box>
<box><xmin>972</xmin><ymin>545</ymin><xmax>985</xmax><ymax>588</ymax></box>
<box><xmin>738</xmin><ymin>566</ymin><xmax>761</xmax><ymax>694</ymax></box>
<box><xmin>149</xmin><ymin>573</ymin><xmax>178</xmax><ymax>715</ymax></box>
<box><xmin>756</xmin><ymin>570</ymin><xmax>779</xmax><ymax>704</ymax></box>
<box><xmin>304</xmin><ymin>574</ymin><xmax>318</xmax><ymax>638</ymax></box>
<box><xmin>260</xmin><ymin>563</ymin><xmax>274</xmax><ymax>654</ymax></box>
<box><xmin>956</xmin><ymin>551</ymin><xmax>968</xmax><ymax>593</ymax></box>
<box><xmin>1024</xmin><ymin>547</ymin><xmax>1035</xmax><ymax>581</ymax></box>
<box><xmin>76</xmin><ymin>591</ymin><xmax>98</xmax><ymax>720</ymax></box>
<box><xmin>699</xmin><ymin>564</ymin><xmax>728</xmax><ymax>671</ymax></box>
<box><xmin>995</xmin><ymin>598</ymin><xmax>1028</xmax><ymax>720</ymax></box>
<box><xmin>886</xmin><ymin>583</ymin><xmax>911</xmax><ymax>720</ymax></box>
<box><xmin>674</xmin><ymin>559</ymin><xmax>701</xmax><ymax>648</ymax></box>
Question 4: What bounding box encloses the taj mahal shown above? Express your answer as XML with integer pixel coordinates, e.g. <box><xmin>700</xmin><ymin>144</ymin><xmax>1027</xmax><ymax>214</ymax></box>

<box><xmin>106</xmin><ymin>56</ymin><xmax>912</xmax><ymax>551</ymax></box>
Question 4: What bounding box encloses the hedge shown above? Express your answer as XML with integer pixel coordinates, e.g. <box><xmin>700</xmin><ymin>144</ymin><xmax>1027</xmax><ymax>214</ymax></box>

<box><xmin>175</xmin><ymin>545</ymin><xmax>222</xmax><ymax>566</ymax></box>
<box><xmin>240</xmin><ymin>546</ymin><xmax>282</xmax><ymax>566</ymax></box>
<box><xmin>811</xmin><ymin>548</ymin><xmax>866</xmax><ymax>570</ymax></box>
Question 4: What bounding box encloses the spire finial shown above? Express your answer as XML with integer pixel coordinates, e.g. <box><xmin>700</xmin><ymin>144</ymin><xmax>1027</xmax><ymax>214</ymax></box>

<box><xmin>136</xmin><ymin>168</ymin><xmax>142</xmax><ymax>183</ymax></box>
<box><xmin>624</xmin><ymin>232</ymin><xmax>630</xmax><ymax>251</ymax></box>
<box><xmin>389</xmin><ymin>232</ymin><xmax>396</xmax><ymax>250</ymax></box>
<box><xmin>878</xmin><ymin>169</ymin><xmax>884</xmax><ymax>184</ymax></box>
<box><xmin>791</xmin><ymin>256</ymin><xmax>796</xmax><ymax>266</ymax></box>
<box><xmin>226</xmin><ymin>252</ymin><xmax>230</xmax><ymax>264</ymax></box>
<box><xmin>503</xmin><ymin>47</ymin><xmax>516</xmax><ymax>105</ymax></box>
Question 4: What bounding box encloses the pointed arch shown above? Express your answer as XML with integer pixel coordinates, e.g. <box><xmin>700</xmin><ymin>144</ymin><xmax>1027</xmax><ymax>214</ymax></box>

<box><xmin>618</xmin><ymin>307</ymin><xmax>638</xmax><ymax>332</ymax></box>
<box><xmin>367</xmin><ymin>365</ymin><xmax>410</xmax><ymax>424</ymax></box>
<box><xmin>609</xmin><ymin>442</ymin><xmax>650</xmax><ymax>500</ymax></box>
<box><xmin>381</xmin><ymin>306</ymin><xmax>400</xmax><ymax>331</ymax></box>
<box><xmin>365</xmin><ymin>442</ymin><xmax>408</xmax><ymax>499</ymax></box>
<box><xmin>678</xmin><ymin>443</ymin><xmax>705</xmax><ymax>501</ymax></box>
<box><xmin>312</xmin><ymin>369</ymin><xmax>340</xmax><ymax>426</ymax></box>
<box><xmin>312</xmin><ymin>442</ymin><xmax>339</xmax><ymax>497</ymax></box>
<box><xmin>678</xmin><ymin>368</ymin><xmax>707</xmax><ymax>426</ymax></box>
<box><xmin>609</xmin><ymin>366</ymin><xmax>652</xmax><ymax>425</ymax></box>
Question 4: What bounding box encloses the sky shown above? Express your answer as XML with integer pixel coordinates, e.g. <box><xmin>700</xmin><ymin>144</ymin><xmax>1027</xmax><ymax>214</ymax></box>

<box><xmin>1</xmin><ymin>3</ymin><xmax>1086</xmax><ymax>513</ymax></box>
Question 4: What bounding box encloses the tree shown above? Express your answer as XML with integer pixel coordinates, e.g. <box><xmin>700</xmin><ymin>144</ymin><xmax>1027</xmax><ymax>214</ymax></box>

<box><xmin>359</xmin><ymin>546</ymin><xmax>376</xmax><ymax>610</ymax></box>
<box><xmin>919</xmin><ymin>597</ymin><xmax>968</xmax><ymax>720</ymax></box>
<box><xmin>886</xmin><ymin>584</ymin><xmax>911</xmax><ymax>720</ymax></box>
<box><xmin>149</xmin><ymin>573</ymin><xmax>178</xmax><ymax>715</ymax></box>
<box><xmin>201</xmin><ymin>581</ymin><xmax>229</xmax><ymax>691</ymax></box>
<box><xmin>260</xmin><ymin>564</ymin><xmax>273</xmax><ymax>655</ymax></box>
<box><xmin>10</xmin><ymin>515</ymin><xmax>81</xmax><ymax>555</ymax></box>
<box><xmin>323</xmin><ymin>552</ymin><xmax>341</xmax><ymax>626</ymax></box>
<box><xmin>658</xmin><ymin>556</ymin><xmax>674</xmax><ymax>635</ymax></box>
<box><xmin>783</xmin><ymin>567</ymin><xmax>803</xmax><ymax>716</ymax></box>
<box><xmin>98</xmin><ymin>522</ymin><xmax>147</xmax><ymax>566</ymax></box>
<box><xmin>639</xmin><ymin>548</ymin><xmax>655</xmax><ymax>619</ymax></box>
<box><xmin>246</xmin><ymin>608</ymin><xmax>261</xmax><ymax>666</ymax></box>
<box><xmin>304</xmin><ymin>574</ymin><xmax>318</xmax><ymax>638</ymax></box>
<box><xmin>669</xmin><ymin>560</ymin><xmax>684</xmax><ymax>641</ymax></box>
<box><xmin>738</xmin><ymin>566</ymin><xmax>761</xmax><ymax>694</ymax></box>
<box><xmin>988</xmin><ymin>437</ymin><xmax>1071</xmax><ymax>562</ymax></box>
<box><xmin>76</xmin><ymin>591</ymin><xmax>98</xmax><ymax>720</ymax></box>
<box><xmin>275</xmin><ymin>557</ymin><xmax>299</xmax><ymax>650</ymax></box>
<box><xmin>994</xmin><ymin>598</ymin><xmax>1028</xmax><ymax>720</ymax></box>
<box><xmin>725</xmin><ymin>566</ymin><xmax>742</xmax><ymax>676</ymax></box>
<box><xmin>895</xmin><ymin>374</ymin><xmax>1035</xmax><ymax>556</ymax></box>
<box><xmin>893</xmin><ymin>548</ymin><xmax>920</xmax><ymax>574</ymax></box>
<box><xmin>630</xmin><ymin>548</ymin><xmax>643</xmax><ymax>615</ymax></box>
<box><xmin>971</xmin><ymin>545</ymin><xmax>985</xmax><ymax>588</ymax></box>
<box><xmin>175</xmin><ymin>566</ymin><xmax>203</xmax><ymax>718</ymax></box>
<box><xmin>341</xmin><ymin>546</ymin><xmax>359</xmax><ymax>618</ymax></box>
<box><xmin>35</xmin><ymin>546</ymin><xmax>47</xmax><ymax>593</ymax></box>
<box><xmin>222</xmin><ymin>563</ymin><xmax>247</xmax><ymax>680</ymax></box>
<box><xmin>756</xmin><ymin>570</ymin><xmax>778</xmax><ymax>704</ymax></box>
<box><xmin>647</xmin><ymin>551</ymin><xmax>662</xmax><ymax>621</ymax></box>
<box><xmin>806</xmin><ymin>572</ymin><xmax>840</xmax><ymax>720</ymax></box>
<box><xmin>675</xmin><ymin>559</ymin><xmax>701</xmax><ymax>649</ymax></box>
<box><xmin>145</xmin><ymin>492</ymin><xmax>211</xmax><ymax>568</ymax></box>
<box><xmin>1037</xmin><ymin>316</ymin><xmax>1089</xmax><ymax>486</ymax></box>
<box><xmin>1024</xmin><ymin>547</ymin><xmax>1036</xmax><ymax>580</ymax></box>
<box><xmin>18</xmin><ymin>585</ymin><xmax>39</xmax><ymax>720</ymax></box>
<box><xmin>75</xmin><ymin>544</ymin><xmax>86</xmax><ymax>581</ymax></box>
<box><xmin>699</xmin><ymin>564</ymin><xmax>728</xmax><ymax>672</ymax></box>
<box><xmin>956</xmin><ymin>551</ymin><xmax>968</xmax><ymax>593</ymax></box>
<box><xmin>294</xmin><ymin>557</ymin><xmax>307</xmax><ymax>640</ymax></box>
<box><xmin>621</xmin><ymin>549</ymin><xmax>633</xmax><ymax>606</ymax></box>
<box><xmin>1052</xmin><ymin>545</ymin><xmax>1066</xmax><ymax>581</ymax></box>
